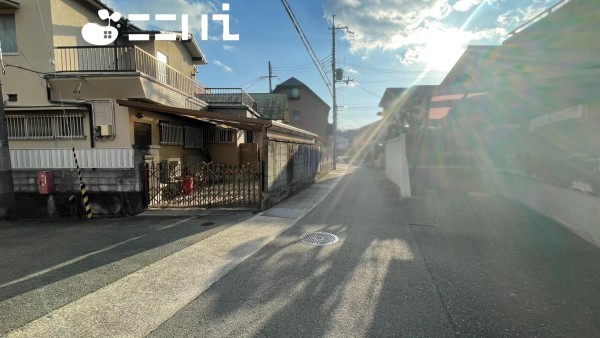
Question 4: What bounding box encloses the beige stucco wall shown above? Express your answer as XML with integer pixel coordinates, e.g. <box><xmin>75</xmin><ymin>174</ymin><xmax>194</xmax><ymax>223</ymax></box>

<box><xmin>283</xmin><ymin>87</ymin><xmax>330</xmax><ymax>143</ymax></box>
<box><xmin>205</xmin><ymin>144</ymin><xmax>239</xmax><ymax>164</ymax></box>
<box><xmin>1</xmin><ymin>0</ymin><xmax>54</xmax><ymax>106</ymax></box>
<box><xmin>128</xmin><ymin>109</ymin><xmax>208</xmax><ymax>162</ymax></box>
<box><xmin>50</xmin><ymin>0</ymin><xmax>111</xmax><ymax>47</ymax></box>
<box><xmin>136</xmin><ymin>40</ymin><xmax>196</xmax><ymax>78</ymax></box>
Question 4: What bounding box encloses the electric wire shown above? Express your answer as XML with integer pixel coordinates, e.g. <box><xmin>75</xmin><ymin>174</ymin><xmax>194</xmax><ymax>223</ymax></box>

<box><xmin>280</xmin><ymin>0</ymin><xmax>333</xmax><ymax>96</ymax></box>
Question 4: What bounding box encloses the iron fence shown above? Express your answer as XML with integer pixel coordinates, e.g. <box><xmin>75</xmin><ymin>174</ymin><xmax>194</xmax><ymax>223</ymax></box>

<box><xmin>145</xmin><ymin>161</ymin><xmax>261</xmax><ymax>208</ymax></box>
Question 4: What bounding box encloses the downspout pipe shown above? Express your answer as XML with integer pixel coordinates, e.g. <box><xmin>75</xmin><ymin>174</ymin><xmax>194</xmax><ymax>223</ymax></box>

<box><xmin>47</xmin><ymin>87</ymin><xmax>95</xmax><ymax>148</ymax></box>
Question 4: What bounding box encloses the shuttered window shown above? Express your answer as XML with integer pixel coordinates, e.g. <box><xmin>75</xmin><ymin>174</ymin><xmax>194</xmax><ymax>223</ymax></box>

<box><xmin>7</xmin><ymin>113</ymin><xmax>86</xmax><ymax>140</ymax></box>
<box><xmin>159</xmin><ymin>121</ymin><xmax>184</xmax><ymax>145</ymax></box>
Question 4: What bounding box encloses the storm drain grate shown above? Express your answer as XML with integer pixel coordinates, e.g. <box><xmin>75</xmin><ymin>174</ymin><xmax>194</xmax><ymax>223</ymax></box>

<box><xmin>299</xmin><ymin>232</ymin><xmax>339</xmax><ymax>246</ymax></box>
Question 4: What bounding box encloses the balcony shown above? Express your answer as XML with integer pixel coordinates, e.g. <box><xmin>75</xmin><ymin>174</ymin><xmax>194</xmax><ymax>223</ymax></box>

<box><xmin>54</xmin><ymin>46</ymin><xmax>206</xmax><ymax>98</ymax></box>
<box><xmin>197</xmin><ymin>88</ymin><xmax>257</xmax><ymax>110</ymax></box>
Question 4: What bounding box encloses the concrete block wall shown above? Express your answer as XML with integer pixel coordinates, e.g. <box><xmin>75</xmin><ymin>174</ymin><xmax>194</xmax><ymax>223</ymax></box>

<box><xmin>12</xmin><ymin>169</ymin><xmax>140</xmax><ymax>193</ymax></box>
<box><xmin>12</xmin><ymin>168</ymin><xmax>145</xmax><ymax>218</ymax></box>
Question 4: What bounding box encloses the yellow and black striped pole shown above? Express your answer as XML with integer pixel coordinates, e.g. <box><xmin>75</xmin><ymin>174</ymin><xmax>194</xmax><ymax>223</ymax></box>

<box><xmin>72</xmin><ymin>146</ymin><xmax>93</xmax><ymax>219</ymax></box>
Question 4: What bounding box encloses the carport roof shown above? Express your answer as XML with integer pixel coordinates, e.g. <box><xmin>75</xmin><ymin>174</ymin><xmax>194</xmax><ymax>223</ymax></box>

<box><xmin>116</xmin><ymin>99</ymin><xmax>319</xmax><ymax>141</ymax></box>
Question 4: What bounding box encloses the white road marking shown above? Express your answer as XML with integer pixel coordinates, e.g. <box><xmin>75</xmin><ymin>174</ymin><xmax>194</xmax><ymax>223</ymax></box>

<box><xmin>0</xmin><ymin>216</ymin><xmax>196</xmax><ymax>289</ymax></box>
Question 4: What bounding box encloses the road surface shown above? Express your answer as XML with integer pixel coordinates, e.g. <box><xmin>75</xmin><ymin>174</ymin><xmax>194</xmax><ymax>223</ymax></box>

<box><xmin>153</xmin><ymin>165</ymin><xmax>600</xmax><ymax>337</ymax></box>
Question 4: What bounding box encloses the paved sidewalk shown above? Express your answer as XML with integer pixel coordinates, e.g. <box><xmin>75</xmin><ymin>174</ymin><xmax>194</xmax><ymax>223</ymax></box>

<box><xmin>5</xmin><ymin>164</ymin><xmax>350</xmax><ymax>337</ymax></box>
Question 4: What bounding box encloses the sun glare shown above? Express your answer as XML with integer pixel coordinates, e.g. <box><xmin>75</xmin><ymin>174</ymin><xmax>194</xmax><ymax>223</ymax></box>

<box><xmin>420</xmin><ymin>30</ymin><xmax>467</xmax><ymax>70</ymax></box>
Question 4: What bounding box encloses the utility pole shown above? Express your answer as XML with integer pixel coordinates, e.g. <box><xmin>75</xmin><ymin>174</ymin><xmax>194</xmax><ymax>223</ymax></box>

<box><xmin>0</xmin><ymin>65</ymin><xmax>15</xmax><ymax>219</ymax></box>
<box><xmin>261</xmin><ymin>61</ymin><xmax>276</xmax><ymax>93</ymax></box>
<box><xmin>330</xmin><ymin>15</ymin><xmax>352</xmax><ymax>170</ymax></box>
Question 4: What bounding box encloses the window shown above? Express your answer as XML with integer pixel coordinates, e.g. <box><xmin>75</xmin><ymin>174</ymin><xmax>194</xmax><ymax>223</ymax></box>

<box><xmin>134</xmin><ymin>122</ymin><xmax>152</xmax><ymax>146</ymax></box>
<box><xmin>184</xmin><ymin>125</ymin><xmax>203</xmax><ymax>149</ymax></box>
<box><xmin>159</xmin><ymin>121</ymin><xmax>184</xmax><ymax>145</ymax></box>
<box><xmin>287</xmin><ymin>88</ymin><xmax>300</xmax><ymax>99</ymax></box>
<box><xmin>245</xmin><ymin>130</ymin><xmax>254</xmax><ymax>143</ymax></box>
<box><xmin>0</xmin><ymin>14</ymin><xmax>17</xmax><ymax>54</ymax></box>
<box><xmin>292</xmin><ymin>110</ymin><xmax>301</xmax><ymax>121</ymax></box>
<box><xmin>204</xmin><ymin>127</ymin><xmax>236</xmax><ymax>144</ymax></box>
<box><xmin>156</xmin><ymin>51</ymin><xmax>168</xmax><ymax>84</ymax></box>
<box><xmin>6</xmin><ymin>113</ymin><xmax>86</xmax><ymax>140</ymax></box>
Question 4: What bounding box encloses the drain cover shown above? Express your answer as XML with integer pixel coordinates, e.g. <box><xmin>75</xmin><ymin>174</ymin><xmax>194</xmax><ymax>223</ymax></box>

<box><xmin>299</xmin><ymin>232</ymin><xmax>339</xmax><ymax>246</ymax></box>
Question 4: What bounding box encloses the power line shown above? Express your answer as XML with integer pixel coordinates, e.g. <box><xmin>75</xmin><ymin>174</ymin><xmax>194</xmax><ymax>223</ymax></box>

<box><xmin>280</xmin><ymin>0</ymin><xmax>332</xmax><ymax>96</ymax></box>
<box><xmin>345</xmin><ymin>63</ymin><xmax>447</xmax><ymax>74</ymax></box>
<box><xmin>354</xmin><ymin>83</ymin><xmax>381</xmax><ymax>98</ymax></box>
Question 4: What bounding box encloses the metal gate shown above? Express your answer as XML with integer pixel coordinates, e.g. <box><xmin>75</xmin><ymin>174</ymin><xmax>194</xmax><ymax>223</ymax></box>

<box><xmin>144</xmin><ymin>161</ymin><xmax>261</xmax><ymax>208</ymax></box>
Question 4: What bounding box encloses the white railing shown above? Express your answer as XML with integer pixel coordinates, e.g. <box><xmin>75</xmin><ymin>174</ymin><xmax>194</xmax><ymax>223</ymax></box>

<box><xmin>10</xmin><ymin>148</ymin><xmax>134</xmax><ymax>169</ymax></box>
<box><xmin>54</xmin><ymin>46</ymin><xmax>206</xmax><ymax>98</ymax></box>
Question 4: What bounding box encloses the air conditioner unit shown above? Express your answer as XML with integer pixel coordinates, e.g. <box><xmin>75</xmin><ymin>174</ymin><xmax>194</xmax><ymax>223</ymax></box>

<box><xmin>99</xmin><ymin>125</ymin><xmax>113</xmax><ymax>136</ymax></box>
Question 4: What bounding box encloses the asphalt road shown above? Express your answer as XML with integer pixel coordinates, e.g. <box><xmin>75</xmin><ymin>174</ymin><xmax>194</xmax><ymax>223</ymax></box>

<box><xmin>152</xmin><ymin>166</ymin><xmax>600</xmax><ymax>337</ymax></box>
<box><xmin>0</xmin><ymin>210</ymin><xmax>253</xmax><ymax>335</ymax></box>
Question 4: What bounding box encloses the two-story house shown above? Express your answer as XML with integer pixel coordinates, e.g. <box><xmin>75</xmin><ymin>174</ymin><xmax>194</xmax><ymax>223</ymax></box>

<box><xmin>273</xmin><ymin>77</ymin><xmax>330</xmax><ymax>143</ymax></box>
<box><xmin>0</xmin><ymin>0</ymin><xmax>273</xmax><ymax>216</ymax></box>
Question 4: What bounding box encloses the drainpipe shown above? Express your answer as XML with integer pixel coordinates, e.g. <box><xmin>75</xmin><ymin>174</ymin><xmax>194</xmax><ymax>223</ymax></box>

<box><xmin>47</xmin><ymin>86</ymin><xmax>95</xmax><ymax>148</ymax></box>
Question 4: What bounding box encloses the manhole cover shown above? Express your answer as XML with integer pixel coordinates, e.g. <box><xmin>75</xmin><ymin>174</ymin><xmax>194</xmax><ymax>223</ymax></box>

<box><xmin>299</xmin><ymin>232</ymin><xmax>339</xmax><ymax>246</ymax></box>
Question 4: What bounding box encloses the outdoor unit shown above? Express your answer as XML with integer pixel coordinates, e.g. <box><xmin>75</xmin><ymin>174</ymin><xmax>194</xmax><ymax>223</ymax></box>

<box><xmin>99</xmin><ymin>125</ymin><xmax>113</xmax><ymax>136</ymax></box>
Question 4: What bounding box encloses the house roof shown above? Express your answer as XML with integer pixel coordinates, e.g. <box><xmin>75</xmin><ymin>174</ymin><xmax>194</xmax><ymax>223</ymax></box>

<box><xmin>378</xmin><ymin>88</ymin><xmax>406</xmax><ymax>109</ymax></box>
<box><xmin>274</xmin><ymin>77</ymin><xmax>331</xmax><ymax>111</ymax></box>
<box><xmin>0</xmin><ymin>0</ymin><xmax>19</xmax><ymax>9</ymax></box>
<box><xmin>116</xmin><ymin>100</ymin><xmax>319</xmax><ymax>143</ymax></box>
<box><xmin>248</xmin><ymin>93</ymin><xmax>287</xmax><ymax>120</ymax></box>
<box><xmin>440</xmin><ymin>45</ymin><xmax>498</xmax><ymax>89</ymax></box>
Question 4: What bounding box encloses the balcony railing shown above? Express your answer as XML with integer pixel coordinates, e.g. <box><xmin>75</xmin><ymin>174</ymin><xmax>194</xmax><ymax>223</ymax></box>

<box><xmin>54</xmin><ymin>46</ymin><xmax>206</xmax><ymax>97</ymax></box>
<box><xmin>197</xmin><ymin>88</ymin><xmax>257</xmax><ymax>110</ymax></box>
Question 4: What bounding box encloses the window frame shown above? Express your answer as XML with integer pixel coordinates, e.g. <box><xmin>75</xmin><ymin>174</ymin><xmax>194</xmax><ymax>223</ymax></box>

<box><xmin>159</xmin><ymin>121</ymin><xmax>184</xmax><ymax>146</ymax></box>
<box><xmin>6</xmin><ymin>113</ymin><xmax>86</xmax><ymax>140</ymax></box>
<box><xmin>0</xmin><ymin>13</ymin><xmax>18</xmax><ymax>55</ymax></box>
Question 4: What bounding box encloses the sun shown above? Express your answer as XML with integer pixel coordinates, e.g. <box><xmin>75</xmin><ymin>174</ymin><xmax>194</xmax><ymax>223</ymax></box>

<box><xmin>418</xmin><ymin>28</ymin><xmax>469</xmax><ymax>71</ymax></box>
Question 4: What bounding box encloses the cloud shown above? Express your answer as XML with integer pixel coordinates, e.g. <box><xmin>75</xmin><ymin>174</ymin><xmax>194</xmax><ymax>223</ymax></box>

<box><xmin>326</xmin><ymin>0</ymin><xmax>460</xmax><ymax>52</ymax></box>
<box><xmin>453</xmin><ymin>0</ymin><xmax>484</xmax><ymax>12</ymax></box>
<box><xmin>496</xmin><ymin>4</ymin><xmax>553</xmax><ymax>31</ymax></box>
<box><xmin>223</xmin><ymin>44</ymin><xmax>238</xmax><ymax>52</ymax></box>
<box><xmin>213</xmin><ymin>59</ymin><xmax>233</xmax><ymax>73</ymax></box>
<box><xmin>344</xmin><ymin>67</ymin><xmax>360</xmax><ymax>75</ymax></box>
<box><xmin>325</xmin><ymin>0</ymin><xmax>556</xmax><ymax>69</ymax></box>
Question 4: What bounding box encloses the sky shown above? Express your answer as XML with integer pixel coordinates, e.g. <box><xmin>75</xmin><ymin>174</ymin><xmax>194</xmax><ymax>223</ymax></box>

<box><xmin>104</xmin><ymin>0</ymin><xmax>562</xmax><ymax>130</ymax></box>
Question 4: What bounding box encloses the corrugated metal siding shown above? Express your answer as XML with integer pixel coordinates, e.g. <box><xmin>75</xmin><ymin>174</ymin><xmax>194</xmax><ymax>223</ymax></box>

<box><xmin>10</xmin><ymin>148</ymin><xmax>134</xmax><ymax>169</ymax></box>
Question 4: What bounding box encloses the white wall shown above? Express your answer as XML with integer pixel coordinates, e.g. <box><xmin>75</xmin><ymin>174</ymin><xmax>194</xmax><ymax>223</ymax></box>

<box><xmin>385</xmin><ymin>135</ymin><xmax>411</xmax><ymax>197</ymax></box>
<box><xmin>486</xmin><ymin>172</ymin><xmax>600</xmax><ymax>248</ymax></box>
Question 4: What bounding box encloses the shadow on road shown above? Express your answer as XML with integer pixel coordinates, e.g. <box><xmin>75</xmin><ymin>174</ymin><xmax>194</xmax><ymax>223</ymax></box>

<box><xmin>153</xmin><ymin>165</ymin><xmax>600</xmax><ymax>337</ymax></box>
